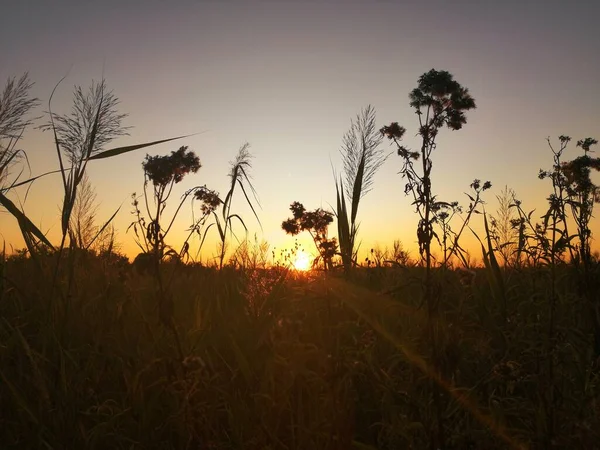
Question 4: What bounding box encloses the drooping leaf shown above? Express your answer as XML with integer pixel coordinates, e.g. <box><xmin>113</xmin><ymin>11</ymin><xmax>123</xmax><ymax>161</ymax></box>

<box><xmin>226</xmin><ymin>213</ymin><xmax>248</xmax><ymax>234</ymax></box>
<box><xmin>0</xmin><ymin>192</ymin><xmax>54</xmax><ymax>250</ymax></box>
<box><xmin>237</xmin><ymin>177</ymin><xmax>262</xmax><ymax>230</ymax></box>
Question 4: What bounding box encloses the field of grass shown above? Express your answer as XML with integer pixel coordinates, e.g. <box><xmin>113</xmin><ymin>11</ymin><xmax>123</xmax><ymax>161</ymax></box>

<box><xmin>1</xmin><ymin>251</ymin><xmax>599</xmax><ymax>449</ymax></box>
<box><xmin>2</xmin><ymin>69</ymin><xmax>600</xmax><ymax>449</ymax></box>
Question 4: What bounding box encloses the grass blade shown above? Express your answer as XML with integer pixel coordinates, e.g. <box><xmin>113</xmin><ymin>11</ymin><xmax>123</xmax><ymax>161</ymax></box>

<box><xmin>0</xmin><ymin>369</ymin><xmax>39</xmax><ymax>425</ymax></box>
<box><xmin>350</xmin><ymin>144</ymin><xmax>366</xmax><ymax>224</ymax></box>
<box><xmin>237</xmin><ymin>179</ymin><xmax>262</xmax><ymax>229</ymax></box>
<box><xmin>48</xmin><ymin>75</ymin><xmax>69</xmax><ymax>190</ymax></box>
<box><xmin>84</xmin><ymin>204</ymin><xmax>122</xmax><ymax>251</ymax></box>
<box><xmin>0</xmin><ymin>191</ymin><xmax>54</xmax><ymax>250</ymax></box>
<box><xmin>88</xmin><ymin>134</ymin><xmax>198</xmax><ymax>161</ymax></box>
<box><xmin>8</xmin><ymin>168</ymin><xmax>67</xmax><ymax>189</ymax></box>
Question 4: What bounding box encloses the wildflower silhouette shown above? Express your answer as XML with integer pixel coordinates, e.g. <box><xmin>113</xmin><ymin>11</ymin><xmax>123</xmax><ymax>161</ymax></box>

<box><xmin>144</xmin><ymin>146</ymin><xmax>200</xmax><ymax>187</ymax></box>
<box><xmin>282</xmin><ymin>201</ymin><xmax>337</xmax><ymax>270</ymax></box>
<box><xmin>380</xmin><ymin>69</ymin><xmax>476</xmax><ymax>449</ymax></box>
<box><xmin>561</xmin><ymin>137</ymin><xmax>598</xmax><ymax>266</ymax></box>
<box><xmin>538</xmin><ymin>136</ymin><xmax>599</xmax><ymax>266</ymax></box>
<box><xmin>130</xmin><ymin>145</ymin><xmax>201</xmax><ymax>362</ymax></box>
<box><xmin>181</xmin><ymin>185</ymin><xmax>221</xmax><ymax>261</ymax></box>
<box><xmin>130</xmin><ymin>145</ymin><xmax>200</xmax><ymax>260</ymax></box>
<box><xmin>194</xmin><ymin>187</ymin><xmax>221</xmax><ymax>216</ymax></box>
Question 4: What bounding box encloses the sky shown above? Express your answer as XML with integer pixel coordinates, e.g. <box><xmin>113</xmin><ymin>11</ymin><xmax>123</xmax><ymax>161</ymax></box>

<box><xmin>1</xmin><ymin>0</ymin><xmax>599</xmax><ymax>264</ymax></box>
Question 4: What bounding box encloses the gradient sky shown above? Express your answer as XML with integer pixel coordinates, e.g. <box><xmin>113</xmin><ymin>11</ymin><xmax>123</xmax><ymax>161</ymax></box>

<box><xmin>1</xmin><ymin>0</ymin><xmax>599</xmax><ymax>263</ymax></box>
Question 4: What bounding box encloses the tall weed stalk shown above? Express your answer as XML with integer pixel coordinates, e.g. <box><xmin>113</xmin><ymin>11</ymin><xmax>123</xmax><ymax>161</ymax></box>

<box><xmin>381</xmin><ymin>69</ymin><xmax>476</xmax><ymax>449</ymax></box>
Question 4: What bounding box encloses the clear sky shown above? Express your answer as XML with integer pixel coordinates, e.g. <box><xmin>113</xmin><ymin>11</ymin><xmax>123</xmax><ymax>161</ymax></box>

<box><xmin>1</xmin><ymin>0</ymin><xmax>599</xmax><ymax>263</ymax></box>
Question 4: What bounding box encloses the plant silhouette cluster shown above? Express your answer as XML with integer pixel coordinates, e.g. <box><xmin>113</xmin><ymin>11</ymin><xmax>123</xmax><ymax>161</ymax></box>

<box><xmin>282</xmin><ymin>201</ymin><xmax>337</xmax><ymax>270</ymax></box>
<box><xmin>1</xmin><ymin>69</ymin><xmax>600</xmax><ymax>450</ymax></box>
<box><xmin>144</xmin><ymin>146</ymin><xmax>201</xmax><ymax>187</ymax></box>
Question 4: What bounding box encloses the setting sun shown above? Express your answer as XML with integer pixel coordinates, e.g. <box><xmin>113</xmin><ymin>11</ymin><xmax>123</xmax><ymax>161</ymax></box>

<box><xmin>293</xmin><ymin>252</ymin><xmax>312</xmax><ymax>271</ymax></box>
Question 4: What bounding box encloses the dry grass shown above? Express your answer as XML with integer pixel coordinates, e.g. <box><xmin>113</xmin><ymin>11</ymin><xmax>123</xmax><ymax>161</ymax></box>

<box><xmin>1</xmin><ymin>252</ymin><xmax>599</xmax><ymax>449</ymax></box>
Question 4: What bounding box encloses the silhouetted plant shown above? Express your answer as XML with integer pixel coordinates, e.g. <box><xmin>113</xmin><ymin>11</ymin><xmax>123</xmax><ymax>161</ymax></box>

<box><xmin>554</xmin><ymin>136</ymin><xmax>600</xmax><ymax>361</ymax></box>
<box><xmin>182</xmin><ymin>185</ymin><xmax>221</xmax><ymax>262</ymax></box>
<box><xmin>526</xmin><ymin>135</ymin><xmax>600</xmax><ymax>268</ymax></box>
<box><xmin>562</xmin><ymin>137</ymin><xmax>599</xmax><ymax>267</ymax></box>
<box><xmin>130</xmin><ymin>146</ymin><xmax>200</xmax><ymax>261</ymax></box>
<box><xmin>31</xmin><ymin>76</ymin><xmax>192</xmax><ymax>323</ymax></box>
<box><xmin>40</xmin><ymin>77</ymin><xmax>190</xmax><ymax>259</ymax></box>
<box><xmin>489</xmin><ymin>185</ymin><xmax>519</xmax><ymax>267</ymax></box>
<box><xmin>129</xmin><ymin>145</ymin><xmax>202</xmax><ymax>362</ymax></box>
<box><xmin>439</xmin><ymin>179</ymin><xmax>492</xmax><ymax>268</ymax></box>
<box><xmin>335</xmin><ymin>105</ymin><xmax>387</xmax><ymax>273</ymax></box>
<box><xmin>41</xmin><ymin>79</ymin><xmax>128</xmax><ymax>248</ymax></box>
<box><xmin>271</xmin><ymin>239</ymin><xmax>305</xmax><ymax>269</ymax></box>
<box><xmin>205</xmin><ymin>143</ymin><xmax>261</xmax><ymax>270</ymax></box>
<box><xmin>228</xmin><ymin>234</ymin><xmax>270</xmax><ymax>270</ymax></box>
<box><xmin>364</xmin><ymin>241</ymin><xmax>412</xmax><ymax>269</ymax></box>
<box><xmin>282</xmin><ymin>201</ymin><xmax>337</xmax><ymax>270</ymax></box>
<box><xmin>536</xmin><ymin>136</ymin><xmax>578</xmax><ymax>264</ymax></box>
<box><xmin>381</xmin><ymin>69</ymin><xmax>476</xmax><ymax>449</ymax></box>
<box><xmin>0</xmin><ymin>73</ymin><xmax>51</xmax><ymax>256</ymax></box>
<box><xmin>538</xmin><ymin>135</ymin><xmax>575</xmax><ymax>447</ymax></box>
<box><xmin>507</xmin><ymin>135</ymin><xmax>599</xmax><ymax>445</ymax></box>
<box><xmin>381</xmin><ymin>69</ymin><xmax>476</xmax><ymax>266</ymax></box>
<box><xmin>510</xmin><ymin>197</ymin><xmax>550</xmax><ymax>267</ymax></box>
<box><xmin>69</xmin><ymin>173</ymin><xmax>118</xmax><ymax>253</ymax></box>
<box><xmin>0</xmin><ymin>73</ymin><xmax>39</xmax><ymax>191</ymax></box>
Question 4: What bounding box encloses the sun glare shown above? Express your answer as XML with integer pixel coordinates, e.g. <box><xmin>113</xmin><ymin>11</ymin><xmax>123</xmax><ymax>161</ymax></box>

<box><xmin>293</xmin><ymin>252</ymin><xmax>312</xmax><ymax>271</ymax></box>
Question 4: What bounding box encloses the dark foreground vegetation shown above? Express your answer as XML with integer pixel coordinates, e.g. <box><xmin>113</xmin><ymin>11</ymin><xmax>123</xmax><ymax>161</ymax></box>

<box><xmin>1</xmin><ymin>254</ymin><xmax>600</xmax><ymax>449</ymax></box>
<box><xmin>1</xmin><ymin>69</ymin><xmax>599</xmax><ymax>449</ymax></box>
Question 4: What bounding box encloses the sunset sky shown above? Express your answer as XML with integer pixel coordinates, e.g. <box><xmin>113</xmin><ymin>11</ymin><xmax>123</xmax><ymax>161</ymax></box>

<box><xmin>1</xmin><ymin>0</ymin><xmax>599</xmax><ymax>263</ymax></box>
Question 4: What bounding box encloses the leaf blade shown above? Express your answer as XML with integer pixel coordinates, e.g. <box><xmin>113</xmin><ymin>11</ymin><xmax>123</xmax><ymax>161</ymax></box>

<box><xmin>88</xmin><ymin>134</ymin><xmax>198</xmax><ymax>161</ymax></box>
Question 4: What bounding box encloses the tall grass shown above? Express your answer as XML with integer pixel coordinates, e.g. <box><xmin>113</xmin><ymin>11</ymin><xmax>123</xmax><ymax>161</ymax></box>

<box><xmin>1</xmin><ymin>70</ymin><xmax>599</xmax><ymax>450</ymax></box>
<box><xmin>3</xmin><ymin>243</ymin><xmax>599</xmax><ymax>448</ymax></box>
<box><xmin>335</xmin><ymin>105</ymin><xmax>386</xmax><ymax>274</ymax></box>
